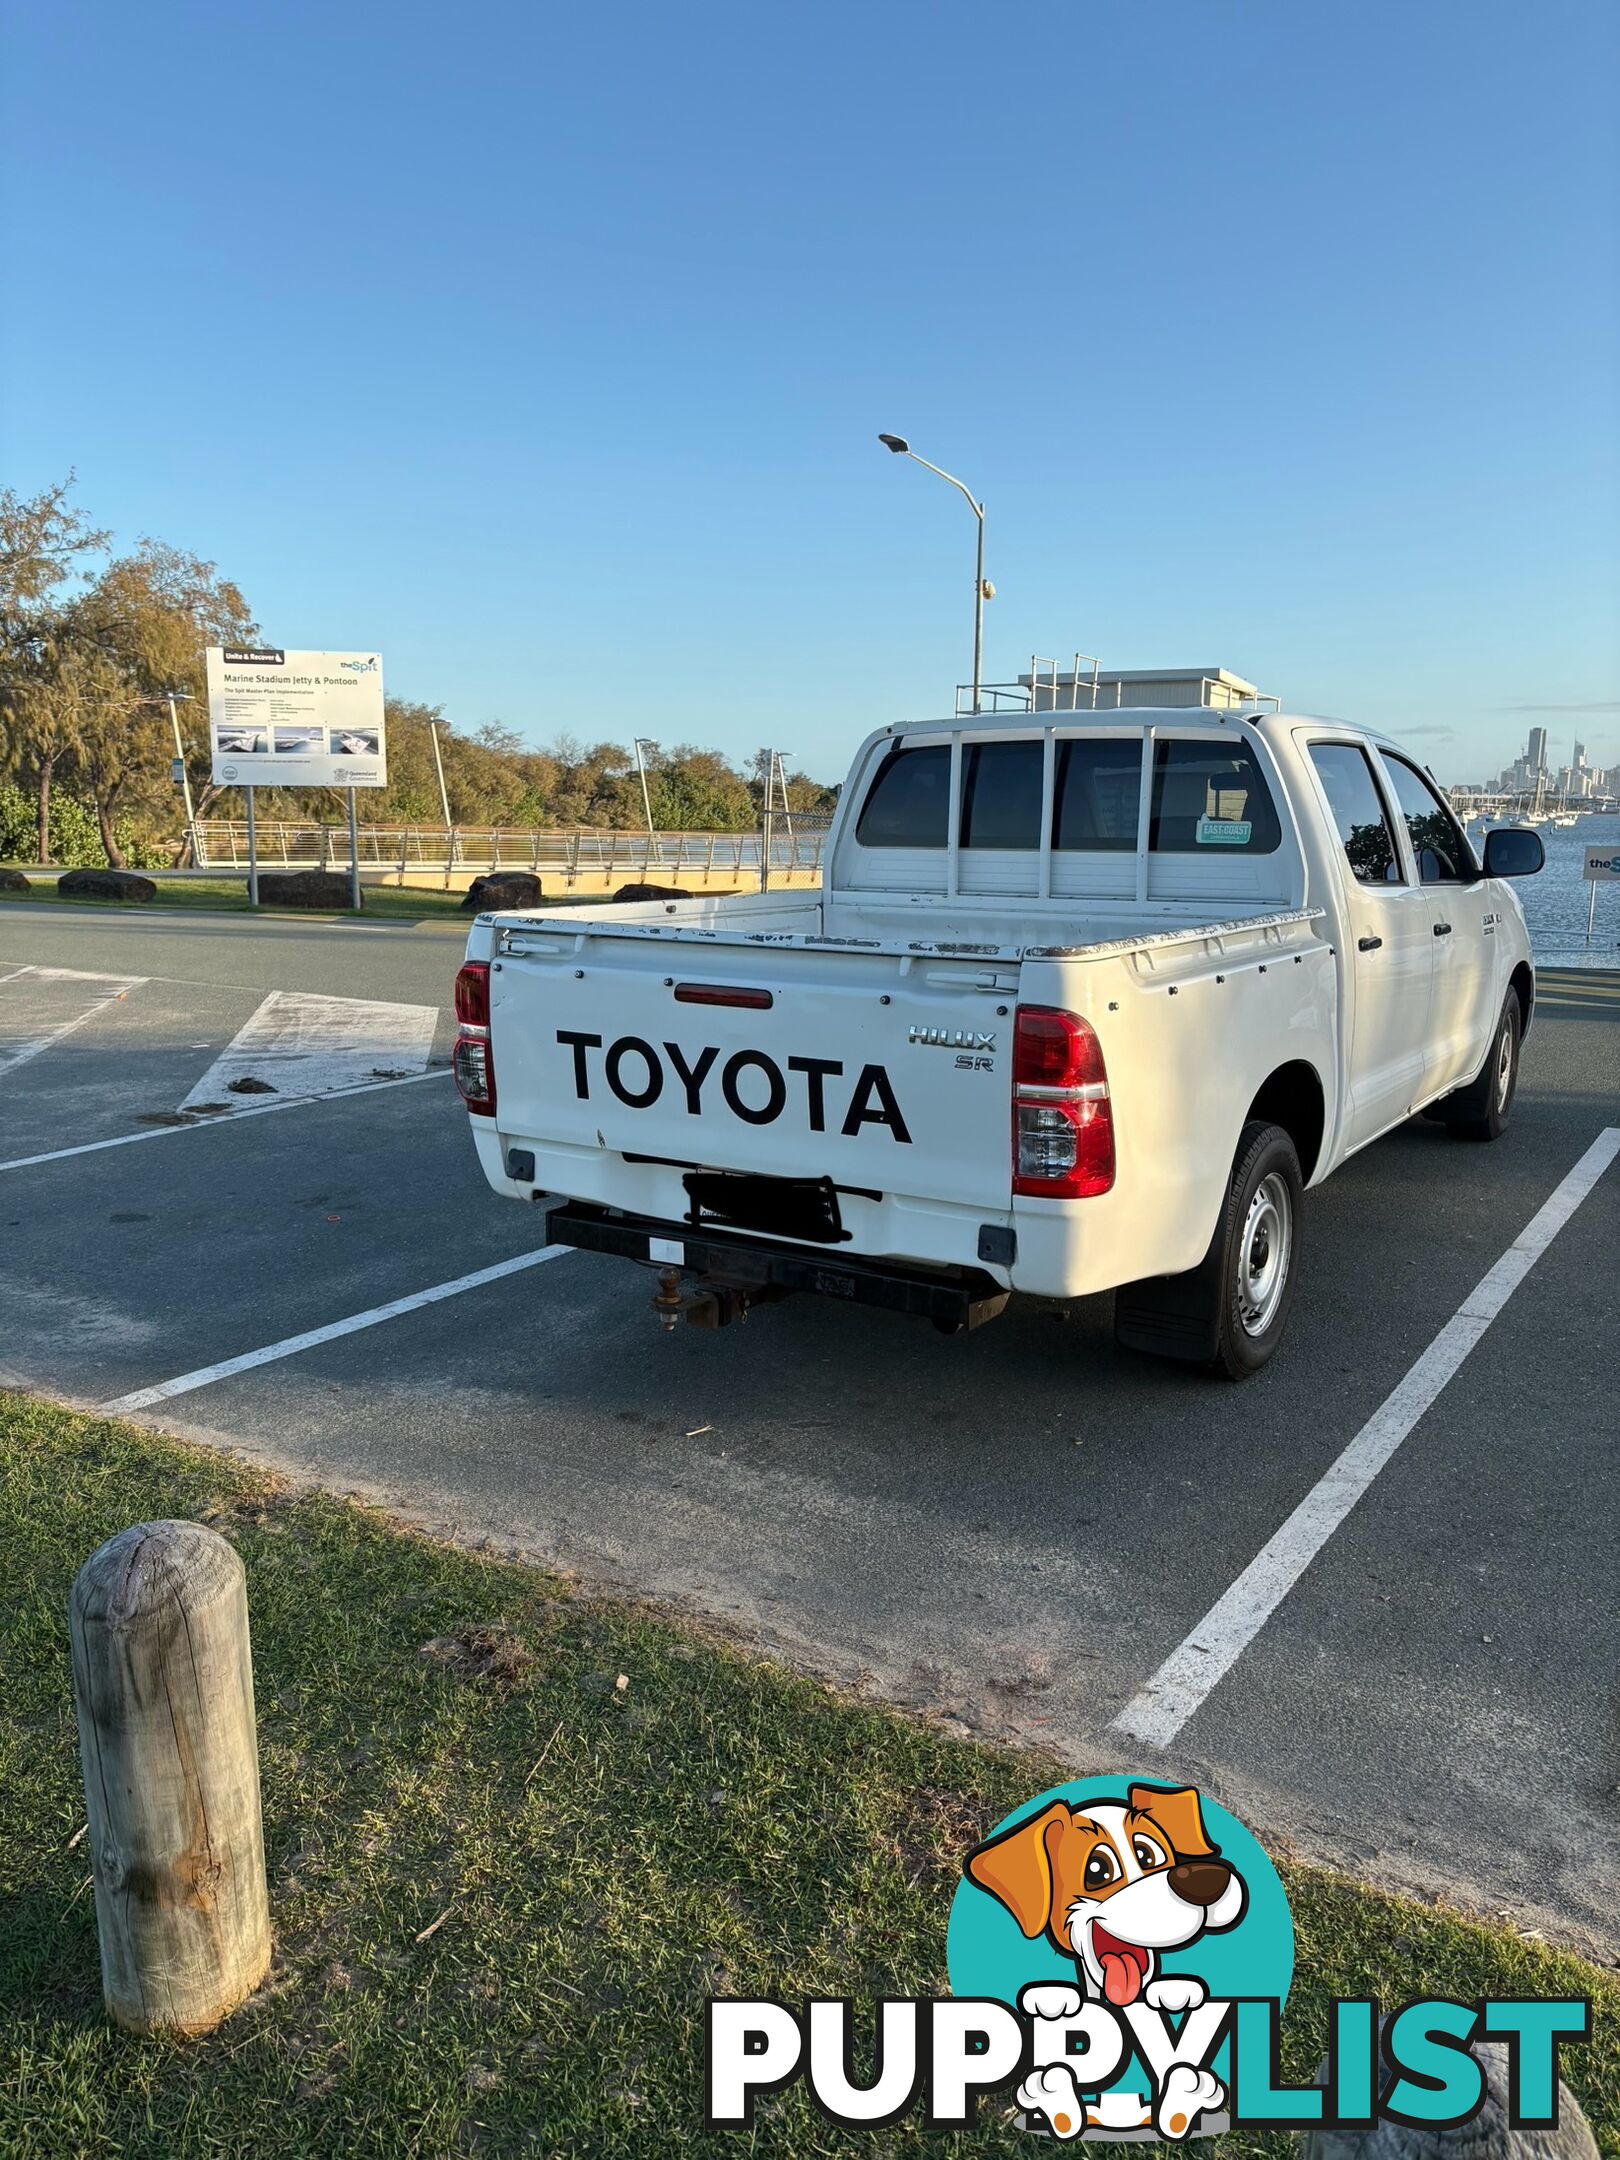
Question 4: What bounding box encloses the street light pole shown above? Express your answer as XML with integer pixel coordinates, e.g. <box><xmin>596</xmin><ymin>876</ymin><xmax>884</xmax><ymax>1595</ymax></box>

<box><xmin>878</xmin><ymin>435</ymin><xmax>990</xmax><ymax>713</ymax></box>
<box><xmin>633</xmin><ymin>738</ymin><xmax>660</xmax><ymax>864</ymax></box>
<box><xmin>166</xmin><ymin>694</ymin><xmax>197</xmax><ymax>829</ymax></box>
<box><xmin>428</xmin><ymin>719</ymin><xmax>453</xmax><ymax>828</ymax></box>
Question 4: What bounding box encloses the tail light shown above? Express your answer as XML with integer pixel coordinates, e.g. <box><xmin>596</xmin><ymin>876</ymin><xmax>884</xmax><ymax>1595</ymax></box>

<box><xmin>453</xmin><ymin>961</ymin><xmax>496</xmax><ymax>1115</ymax></box>
<box><xmin>1011</xmin><ymin>1006</ymin><xmax>1114</xmax><ymax>1199</ymax></box>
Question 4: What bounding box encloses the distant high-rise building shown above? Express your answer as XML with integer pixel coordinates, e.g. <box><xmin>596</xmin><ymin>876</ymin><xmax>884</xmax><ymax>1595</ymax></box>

<box><xmin>1573</xmin><ymin>739</ymin><xmax>1587</xmax><ymax>769</ymax></box>
<box><xmin>1527</xmin><ymin>725</ymin><xmax>1548</xmax><ymax>774</ymax></box>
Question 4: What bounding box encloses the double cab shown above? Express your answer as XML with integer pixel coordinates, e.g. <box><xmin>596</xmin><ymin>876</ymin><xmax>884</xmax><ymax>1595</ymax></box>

<box><xmin>455</xmin><ymin>708</ymin><xmax>1542</xmax><ymax>1377</ymax></box>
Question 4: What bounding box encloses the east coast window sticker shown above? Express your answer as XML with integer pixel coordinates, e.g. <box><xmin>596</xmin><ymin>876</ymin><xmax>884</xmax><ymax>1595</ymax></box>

<box><xmin>706</xmin><ymin>1776</ymin><xmax>1590</xmax><ymax>2138</ymax></box>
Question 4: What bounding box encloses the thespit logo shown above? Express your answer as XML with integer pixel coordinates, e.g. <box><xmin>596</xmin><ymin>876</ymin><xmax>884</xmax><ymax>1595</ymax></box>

<box><xmin>706</xmin><ymin>1775</ymin><xmax>1590</xmax><ymax>2138</ymax></box>
<box><xmin>340</xmin><ymin>655</ymin><xmax>378</xmax><ymax>672</ymax></box>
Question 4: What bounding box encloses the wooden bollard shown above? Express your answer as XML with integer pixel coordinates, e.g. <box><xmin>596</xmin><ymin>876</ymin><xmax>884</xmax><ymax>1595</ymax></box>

<box><xmin>69</xmin><ymin>1520</ymin><xmax>271</xmax><ymax>2034</ymax></box>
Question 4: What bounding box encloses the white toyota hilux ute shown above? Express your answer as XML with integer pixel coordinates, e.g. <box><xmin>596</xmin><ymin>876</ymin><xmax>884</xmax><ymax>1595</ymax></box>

<box><xmin>455</xmin><ymin>708</ymin><xmax>1544</xmax><ymax>1377</ymax></box>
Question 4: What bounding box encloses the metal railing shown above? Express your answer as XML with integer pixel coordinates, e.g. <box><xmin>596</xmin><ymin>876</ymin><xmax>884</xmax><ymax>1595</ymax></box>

<box><xmin>187</xmin><ymin>820</ymin><xmax>830</xmax><ymax>882</ymax></box>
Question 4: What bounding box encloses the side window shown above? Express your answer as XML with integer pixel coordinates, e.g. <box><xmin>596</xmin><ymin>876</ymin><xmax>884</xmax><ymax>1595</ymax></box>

<box><xmin>960</xmin><ymin>740</ymin><xmax>1042</xmax><ymax>849</ymax></box>
<box><xmin>1382</xmin><ymin>756</ymin><xmax>1477</xmax><ymax>885</ymax></box>
<box><xmin>854</xmin><ymin>744</ymin><xmax>949</xmax><ymax>848</ymax></box>
<box><xmin>1308</xmin><ymin>742</ymin><xmax>1401</xmax><ymax>885</ymax></box>
<box><xmin>1052</xmin><ymin>738</ymin><xmax>1142</xmax><ymax>851</ymax></box>
<box><xmin>1149</xmin><ymin>739</ymin><xmax>1282</xmax><ymax>854</ymax></box>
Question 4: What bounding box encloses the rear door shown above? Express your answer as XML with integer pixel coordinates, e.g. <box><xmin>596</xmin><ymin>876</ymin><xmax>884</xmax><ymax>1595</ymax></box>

<box><xmin>1376</xmin><ymin>751</ymin><xmax>1498</xmax><ymax>1097</ymax></box>
<box><xmin>488</xmin><ymin>930</ymin><xmax>1017</xmax><ymax>1217</ymax></box>
<box><xmin>1305</xmin><ymin>740</ymin><xmax>1435</xmax><ymax>1148</ymax></box>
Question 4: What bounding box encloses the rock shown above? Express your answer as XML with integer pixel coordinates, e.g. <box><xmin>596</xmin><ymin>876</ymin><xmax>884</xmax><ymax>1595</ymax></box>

<box><xmin>1307</xmin><ymin>2035</ymin><xmax>1598</xmax><ymax>2160</ymax></box>
<box><xmin>0</xmin><ymin>867</ymin><xmax>31</xmax><ymax>893</ymax></box>
<box><xmin>462</xmin><ymin>872</ymin><xmax>543</xmax><ymax>912</ymax></box>
<box><xmin>612</xmin><ymin>882</ymin><xmax>688</xmax><ymax>903</ymax></box>
<box><xmin>57</xmin><ymin>868</ymin><xmax>158</xmax><ymax>903</ymax></box>
<box><xmin>256</xmin><ymin>870</ymin><xmax>356</xmax><ymax>910</ymax></box>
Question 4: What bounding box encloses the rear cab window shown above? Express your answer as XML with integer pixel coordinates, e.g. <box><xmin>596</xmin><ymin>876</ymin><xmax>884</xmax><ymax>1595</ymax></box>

<box><xmin>959</xmin><ymin>740</ymin><xmax>1043</xmax><ymax>848</ymax></box>
<box><xmin>1053</xmin><ymin>738</ymin><xmax>1141</xmax><ymax>850</ymax></box>
<box><xmin>854</xmin><ymin>744</ymin><xmax>950</xmax><ymax>847</ymax></box>
<box><xmin>843</xmin><ymin>721</ymin><xmax>1294</xmax><ymax>897</ymax></box>
<box><xmin>1148</xmin><ymin>739</ymin><xmax>1281</xmax><ymax>853</ymax></box>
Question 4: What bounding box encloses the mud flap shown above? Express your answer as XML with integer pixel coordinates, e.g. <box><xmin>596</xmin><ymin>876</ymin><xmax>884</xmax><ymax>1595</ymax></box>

<box><xmin>1113</xmin><ymin>1227</ymin><xmax>1224</xmax><ymax>1363</ymax></box>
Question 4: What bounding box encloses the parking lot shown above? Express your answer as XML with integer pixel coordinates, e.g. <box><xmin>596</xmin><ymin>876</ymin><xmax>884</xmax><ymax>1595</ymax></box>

<box><xmin>2</xmin><ymin>902</ymin><xmax>1616</xmax><ymax>1959</ymax></box>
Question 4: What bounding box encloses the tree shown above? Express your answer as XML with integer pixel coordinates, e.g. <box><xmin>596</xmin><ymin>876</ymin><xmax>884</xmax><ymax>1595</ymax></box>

<box><xmin>0</xmin><ymin>476</ymin><xmax>108</xmax><ymax>610</ymax></box>
<box><xmin>84</xmin><ymin>541</ymin><xmax>258</xmax><ymax>856</ymax></box>
<box><xmin>0</xmin><ymin>478</ymin><xmax>110</xmax><ymax>858</ymax></box>
<box><xmin>0</xmin><ymin>628</ymin><xmax>117</xmax><ymax>861</ymax></box>
<box><xmin>59</xmin><ymin>642</ymin><xmax>160</xmax><ymax>867</ymax></box>
<box><xmin>650</xmin><ymin>744</ymin><xmax>756</xmax><ymax>831</ymax></box>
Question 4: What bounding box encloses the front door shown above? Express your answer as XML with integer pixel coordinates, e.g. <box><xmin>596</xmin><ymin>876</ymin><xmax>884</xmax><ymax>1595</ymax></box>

<box><xmin>1305</xmin><ymin>741</ymin><xmax>1434</xmax><ymax>1149</ymax></box>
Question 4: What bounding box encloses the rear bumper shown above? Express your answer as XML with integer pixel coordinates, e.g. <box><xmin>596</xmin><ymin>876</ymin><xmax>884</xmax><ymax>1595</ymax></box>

<box><xmin>546</xmin><ymin>1201</ymin><xmax>1010</xmax><ymax>1331</ymax></box>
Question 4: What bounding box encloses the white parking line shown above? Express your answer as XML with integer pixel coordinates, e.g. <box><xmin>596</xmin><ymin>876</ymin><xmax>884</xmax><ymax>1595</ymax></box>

<box><xmin>0</xmin><ymin>1067</ymin><xmax>454</xmax><ymax>1174</ymax></box>
<box><xmin>0</xmin><ymin>966</ymin><xmax>147</xmax><ymax>1075</ymax></box>
<box><xmin>180</xmin><ymin>988</ymin><xmax>437</xmax><ymax>1106</ymax></box>
<box><xmin>100</xmin><ymin>1244</ymin><xmax>570</xmax><ymax>1414</ymax></box>
<box><xmin>1112</xmin><ymin>1123</ymin><xmax>1620</xmax><ymax>1750</ymax></box>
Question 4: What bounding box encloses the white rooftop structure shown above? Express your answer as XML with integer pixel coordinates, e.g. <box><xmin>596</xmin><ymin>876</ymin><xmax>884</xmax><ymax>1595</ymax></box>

<box><xmin>1021</xmin><ymin>664</ymin><xmax>1265</xmax><ymax>711</ymax></box>
<box><xmin>958</xmin><ymin>656</ymin><xmax>1275</xmax><ymax>716</ymax></box>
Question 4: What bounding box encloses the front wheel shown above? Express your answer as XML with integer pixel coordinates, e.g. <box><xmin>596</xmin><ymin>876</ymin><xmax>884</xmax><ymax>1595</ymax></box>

<box><xmin>1436</xmin><ymin>994</ymin><xmax>1520</xmax><ymax>1142</ymax></box>
<box><xmin>1114</xmin><ymin>1120</ymin><xmax>1304</xmax><ymax>1381</ymax></box>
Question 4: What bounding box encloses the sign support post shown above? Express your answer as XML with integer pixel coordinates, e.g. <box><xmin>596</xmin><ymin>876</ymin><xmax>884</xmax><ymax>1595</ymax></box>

<box><xmin>1583</xmin><ymin>844</ymin><xmax>1618</xmax><ymax>946</ymax></box>
<box><xmin>347</xmin><ymin>788</ymin><xmax>361</xmax><ymax>912</ymax></box>
<box><xmin>245</xmin><ymin>787</ymin><xmax>260</xmax><ymax>909</ymax></box>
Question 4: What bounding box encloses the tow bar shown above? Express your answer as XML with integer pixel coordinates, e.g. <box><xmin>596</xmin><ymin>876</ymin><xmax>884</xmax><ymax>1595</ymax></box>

<box><xmin>547</xmin><ymin>1202</ymin><xmax>1008</xmax><ymax>1335</ymax></box>
<box><xmin>652</xmin><ymin>1264</ymin><xmax>784</xmax><ymax>1330</ymax></box>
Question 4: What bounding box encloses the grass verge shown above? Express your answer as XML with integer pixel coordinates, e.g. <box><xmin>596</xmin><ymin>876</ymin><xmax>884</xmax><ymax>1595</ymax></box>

<box><xmin>2</xmin><ymin>1391</ymin><xmax>1613</xmax><ymax>2158</ymax></box>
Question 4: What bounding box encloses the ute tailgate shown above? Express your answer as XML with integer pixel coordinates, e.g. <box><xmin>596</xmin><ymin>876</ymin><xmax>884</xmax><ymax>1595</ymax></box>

<box><xmin>488</xmin><ymin>931</ymin><xmax>1016</xmax><ymax>1213</ymax></box>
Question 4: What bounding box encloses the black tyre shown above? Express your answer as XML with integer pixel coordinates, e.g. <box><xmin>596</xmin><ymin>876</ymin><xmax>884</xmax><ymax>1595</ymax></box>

<box><xmin>1208</xmin><ymin>1121</ymin><xmax>1304</xmax><ymax>1378</ymax></box>
<box><xmin>1438</xmin><ymin>993</ymin><xmax>1520</xmax><ymax>1143</ymax></box>
<box><xmin>1114</xmin><ymin>1120</ymin><xmax>1304</xmax><ymax>1381</ymax></box>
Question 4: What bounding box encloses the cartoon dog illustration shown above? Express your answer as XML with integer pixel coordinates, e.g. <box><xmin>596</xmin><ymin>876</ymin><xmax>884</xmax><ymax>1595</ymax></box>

<box><xmin>964</xmin><ymin>1783</ymin><xmax>1247</xmax><ymax>2139</ymax></box>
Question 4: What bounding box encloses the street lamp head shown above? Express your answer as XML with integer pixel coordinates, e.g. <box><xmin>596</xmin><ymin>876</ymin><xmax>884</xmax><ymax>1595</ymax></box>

<box><xmin>877</xmin><ymin>433</ymin><xmax>910</xmax><ymax>455</ymax></box>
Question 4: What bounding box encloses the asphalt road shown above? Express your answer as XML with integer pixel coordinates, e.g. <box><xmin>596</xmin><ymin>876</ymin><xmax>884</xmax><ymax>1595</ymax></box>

<box><xmin>2</xmin><ymin>902</ymin><xmax>1616</xmax><ymax>1959</ymax></box>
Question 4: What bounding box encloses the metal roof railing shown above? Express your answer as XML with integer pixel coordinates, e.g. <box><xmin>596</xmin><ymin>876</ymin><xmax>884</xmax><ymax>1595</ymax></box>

<box><xmin>956</xmin><ymin>655</ymin><xmax>1280</xmax><ymax>716</ymax></box>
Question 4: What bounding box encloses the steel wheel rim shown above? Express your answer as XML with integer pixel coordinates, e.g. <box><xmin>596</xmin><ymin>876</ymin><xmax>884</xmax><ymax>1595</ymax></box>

<box><xmin>1496</xmin><ymin>1023</ymin><xmax>1514</xmax><ymax>1111</ymax></box>
<box><xmin>1237</xmin><ymin>1172</ymin><xmax>1291</xmax><ymax>1336</ymax></box>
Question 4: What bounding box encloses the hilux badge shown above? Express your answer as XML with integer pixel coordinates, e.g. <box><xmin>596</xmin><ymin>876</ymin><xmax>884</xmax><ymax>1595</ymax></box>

<box><xmin>908</xmin><ymin>1026</ymin><xmax>997</xmax><ymax>1051</ymax></box>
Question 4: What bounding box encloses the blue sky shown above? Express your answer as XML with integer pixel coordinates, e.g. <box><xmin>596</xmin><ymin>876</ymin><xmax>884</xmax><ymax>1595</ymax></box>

<box><xmin>5</xmin><ymin>0</ymin><xmax>1616</xmax><ymax>785</ymax></box>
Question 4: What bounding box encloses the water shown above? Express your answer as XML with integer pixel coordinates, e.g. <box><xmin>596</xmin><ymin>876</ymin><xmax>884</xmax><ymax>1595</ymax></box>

<box><xmin>1477</xmin><ymin>812</ymin><xmax>1620</xmax><ymax>969</ymax></box>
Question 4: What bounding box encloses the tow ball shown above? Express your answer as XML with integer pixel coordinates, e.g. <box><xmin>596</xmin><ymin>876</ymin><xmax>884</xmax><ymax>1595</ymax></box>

<box><xmin>650</xmin><ymin>1265</ymin><xmax>780</xmax><ymax>1331</ymax></box>
<box><xmin>652</xmin><ymin>1266</ymin><xmax>689</xmax><ymax>1331</ymax></box>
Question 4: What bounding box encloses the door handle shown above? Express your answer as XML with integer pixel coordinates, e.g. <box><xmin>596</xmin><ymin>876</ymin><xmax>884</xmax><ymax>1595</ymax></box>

<box><xmin>1432</xmin><ymin>922</ymin><xmax>1452</xmax><ymax>937</ymax></box>
<box><xmin>1358</xmin><ymin>935</ymin><xmax>1383</xmax><ymax>952</ymax></box>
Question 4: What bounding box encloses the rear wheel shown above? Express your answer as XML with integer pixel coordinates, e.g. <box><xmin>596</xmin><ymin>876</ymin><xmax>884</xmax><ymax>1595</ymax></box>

<box><xmin>1436</xmin><ymin>993</ymin><xmax>1520</xmax><ymax>1142</ymax></box>
<box><xmin>1114</xmin><ymin>1120</ymin><xmax>1304</xmax><ymax>1381</ymax></box>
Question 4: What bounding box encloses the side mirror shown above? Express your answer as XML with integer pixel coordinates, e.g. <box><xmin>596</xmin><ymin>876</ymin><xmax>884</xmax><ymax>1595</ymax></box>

<box><xmin>1482</xmin><ymin>826</ymin><xmax>1544</xmax><ymax>878</ymax></box>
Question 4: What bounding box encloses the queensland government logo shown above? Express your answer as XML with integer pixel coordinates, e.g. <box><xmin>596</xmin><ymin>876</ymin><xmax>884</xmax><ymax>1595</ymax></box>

<box><xmin>707</xmin><ymin>1774</ymin><xmax>1589</xmax><ymax>2138</ymax></box>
